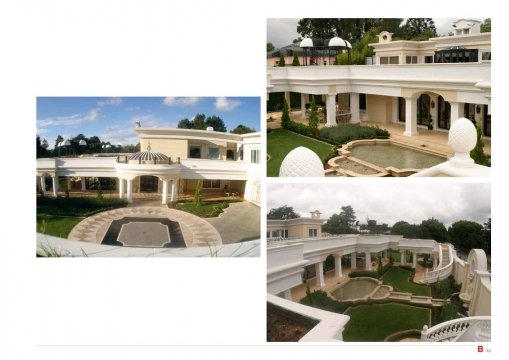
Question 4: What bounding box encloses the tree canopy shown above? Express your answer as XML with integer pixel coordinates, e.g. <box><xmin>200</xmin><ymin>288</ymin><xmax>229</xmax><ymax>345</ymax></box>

<box><xmin>323</xmin><ymin>205</ymin><xmax>357</xmax><ymax>234</ymax></box>
<box><xmin>267</xmin><ymin>205</ymin><xmax>300</xmax><ymax>220</ymax></box>
<box><xmin>481</xmin><ymin>18</ymin><xmax>491</xmax><ymax>33</ymax></box>
<box><xmin>267</xmin><ymin>42</ymin><xmax>275</xmax><ymax>52</ymax></box>
<box><xmin>177</xmin><ymin>114</ymin><xmax>227</xmax><ymax>132</ymax></box>
<box><xmin>448</xmin><ymin>220</ymin><xmax>489</xmax><ymax>255</ymax></box>
<box><xmin>230</xmin><ymin>124</ymin><xmax>256</xmax><ymax>134</ymax></box>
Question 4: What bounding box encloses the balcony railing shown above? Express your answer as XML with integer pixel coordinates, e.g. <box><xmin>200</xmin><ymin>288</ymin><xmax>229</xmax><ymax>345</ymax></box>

<box><xmin>421</xmin><ymin>316</ymin><xmax>491</xmax><ymax>342</ymax></box>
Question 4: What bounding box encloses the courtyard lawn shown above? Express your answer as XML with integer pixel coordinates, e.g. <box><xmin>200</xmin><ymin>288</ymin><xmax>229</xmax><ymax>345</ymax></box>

<box><xmin>37</xmin><ymin>215</ymin><xmax>84</xmax><ymax>238</ymax></box>
<box><xmin>381</xmin><ymin>267</ymin><xmax>431</xmax><ymax>296</ymax></box>
<box><xmin>175</xmin><ymin>200</ymin><xmax>235</xmax><ymax>217</ymax></box>
<box><xmin>343</xmin><ymin>303</ymin><xmax>430</xmax><ymax>341</ymax></box>
<box><xmin>267</xmin><ymin>129</ymin><xmax>335</xmax><ymax>177</ymax></box>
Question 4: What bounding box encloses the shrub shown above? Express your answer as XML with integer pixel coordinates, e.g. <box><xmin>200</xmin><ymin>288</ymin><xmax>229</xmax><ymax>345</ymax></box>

<box><xmin>308</xmin><ymin>97</ymin><xmax>319</xmax><ymax>135</ymax></box>
<box><xmin>37</xmin><ymin>196</ymin><xmax>127</xmax><ymax>217</ymax></box>
<box><xmin>278</xmin><ymin>54</ymin><xmax>285</xmax><ymax>67</ymax></box>
<box><xmin>281</xmin><ymin>99</ymin><xmax>291</xmax><ymax>129</ymax></box>
<box><xmin>300</xmin><ymin>289</ymin><xmax>349</xmax><ymax>313</ymax></box>
<box><xmin>193</xmin><ymin>180</ymin><xmax>202</xmax><ymax>206</ymax></box>
<box><xmin>319</xmin><ymin>124</ymin><xmax>390</xmax><ymax>146</ymax></box>
<box><xmin>292</xmin><ymin>51</ymin><xmax>300</xmax><ymax>66</ymax></box>
<box><xmin>470</xmin><ymin>124</ymin><xmax>491</xmax><ymax>167</ymax></box>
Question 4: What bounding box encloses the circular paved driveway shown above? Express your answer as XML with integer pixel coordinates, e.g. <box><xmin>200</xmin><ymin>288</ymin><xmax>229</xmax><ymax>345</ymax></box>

<box><xmin>68</xmin><ymin>207</ymin><xmax>222</xmax><ymax>248</ymax></box>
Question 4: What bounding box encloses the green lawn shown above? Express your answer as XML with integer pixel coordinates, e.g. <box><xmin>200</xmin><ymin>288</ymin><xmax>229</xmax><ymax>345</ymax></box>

<box><xmin>37</xmin><ymin>215</ymin><xmax>84</xmax><ymax>238</ymax></box>
<box><xmin>381</xmin><ymin>267</ymin><xmax>431</xmax><ymax>296</ymax></box>
<box><xmin>267</xmin><ymin>129</ymin><xmax>335</xmax><ymax>177</ymax></box>
<box><xmin>343</xmin><ymin>303</ymin><xmax>430</xmax><ymax>341</ymax></box>
<box><xmin>175</xmin><ymin>201</ymin><xmax>233</xmax><ymax>217</ymax></box>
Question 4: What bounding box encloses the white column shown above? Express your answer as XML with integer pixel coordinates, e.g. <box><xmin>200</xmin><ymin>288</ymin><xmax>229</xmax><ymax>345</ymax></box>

<box><xmin>450</xmin><ymin>101</ymin><xmax>464</xmax><ymax>125</ymax></box>
<box><xmin>127</xmin><ymin>179</ymin><xmax>133</xmax><ymax>203</ymax></box>
<box><xmin>39</xmin><ymin>176</ymin><xmax>46</xmax><ymax>195</ymax></box>
<box><xmin>301</xmin><ymin>93</ymin><xmax>307</xmax><ymax>119</ymax></box>
<box><xmin>315</xmin><ymin>262</ymin><xmax>325</xmax><ymax>288</ymax></box>
<box><xmin>326</xmin><ymin>94</ymin><xmax>336</xmax><ymax>126</ymax></box>
<box><xmin>52</xmin><ymin>176</ymin><xmax>58</xmax><ymax>197</ymax></box>
<box><xmin>400</xmin><ymin>250</ymin><xmax>406</xmax><ymax>266</ymax></box>
<box><xmin>170</xmin><ymin>180</ymin><xmax>177</xmax><ymax>201</ymax></box>
<box><xmin>351</xmin><ymin>252</ymin><xmax>357</xmax><ymax>270</ymax></box>
<box><xmin>334</xmin><ymin>254</ymin><xmax>342</xmax><ymax>277</ymax></box>
<box><xmin>350</xmin><ymin>93</ymin><xmax>360</xmax><ymax>123</ymax></box>
<box><xmin>118</xmin><ymin>178</ymin><xmax>124</xmax><ymax>199</ymax></box>
<box><xmin>433</xmin><ymin>256</ymin><xmax>438</xmax><ymax>269</ymax></box>
<box><xmin>161</xmin><ymin>180</ymin><xmax>168</xmax><ymax>205</ymax></box>
<box><xmin>412</xmin><ymin>252</ymin><xmax>417</xmax><ymax>269</ymax></box>
<box><xmin>403</xmin><ymin>97</ymin><xmax>418</xmax><ymax>136</ymax></box>
<box><xmin>284</xmin><ymin>91</ymin><xmax>291</xmax><ymax>111</ymax></box>
<box><xmin>81</xmin><ymin>177</ymin><xmax>86</xmax><ymax>191</ymax></box>
<box><xmin>391</xmin><ymin>97</ymin><xmax>399</xmax><ymax>123</ymax></box>
<box><xmin>283</xmin><ymin>289</ymin><xmax>293</xmax><ymax>301</ymax></box>
<box><xmin>365</xmin><ymin>252</ymin><xmax>372</xmax><ymax>271</ymax></box>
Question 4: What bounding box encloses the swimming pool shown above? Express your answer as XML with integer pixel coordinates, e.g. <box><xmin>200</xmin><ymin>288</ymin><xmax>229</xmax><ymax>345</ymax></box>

<box><xmin>349</xmin><ymin>143</ymin><xmax>446</xmax><ymax>169</ymax></box>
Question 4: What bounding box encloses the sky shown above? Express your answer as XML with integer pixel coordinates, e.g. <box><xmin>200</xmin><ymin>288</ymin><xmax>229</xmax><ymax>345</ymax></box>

<box><xmin>267</xmin><ymin>18</ymin><xmax>486</xmax><ymax>48</ymax></box>
<box><xmin>267</xmin><ymin>183</ymin><xmax>490</xmax><ymax>227</ymax></box>
<box><xmin>36</xmin><ymin>97</ymin><xmax>260</xmax><ymax>148</ymax></box>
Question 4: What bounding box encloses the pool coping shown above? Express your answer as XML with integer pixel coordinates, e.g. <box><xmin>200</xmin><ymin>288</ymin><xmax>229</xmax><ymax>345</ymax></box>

<box><xmin>327</xmin><ymin>139</ymin><xmax>449</xmax><ymax>177</ymax></box>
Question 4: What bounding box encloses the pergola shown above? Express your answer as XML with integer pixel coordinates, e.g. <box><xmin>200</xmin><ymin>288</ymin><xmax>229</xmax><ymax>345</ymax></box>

<box><xmin>300</xmin><ymin>37</ymin><xmax>352</xmax><ymax>66</ymax></box>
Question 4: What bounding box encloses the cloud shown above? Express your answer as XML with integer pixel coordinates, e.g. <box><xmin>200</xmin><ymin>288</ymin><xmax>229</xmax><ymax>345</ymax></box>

<box><xmin>97</xmin><ymin>97</ymin><xmax>123</xmax><ymax>106</ymax></box>
<box><xmin>37</xmin><ymin>108</ymin><xmax>101</xmax><ymax>128</ymax></box>
<box><xmin>131</xmin><ymin>114</ymin><xmax>177</xmax><ymax>129</ymax></box>
<box><xmin>163</xmin><ymin>97</ymin><xmax>201</xmax><ymax>107</ymax></box>
<box><xmin>125</xmin><ymin>106</ymin><xmax>141</xmax><ymax>111</ymax></box>
<box><xmin>215</xmin><ymin>97</ymin><xmax>241</xmax><ymax>111</ymax></box>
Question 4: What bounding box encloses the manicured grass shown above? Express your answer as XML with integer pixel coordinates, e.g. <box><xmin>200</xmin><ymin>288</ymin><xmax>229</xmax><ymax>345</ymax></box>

<box><xmin>37</xmin><ymin>214</ymin><xmax>84</xmax><ymax>238</ymax></box>
<box><xmin>267</xmin><ymin>129</ymin><xmax>335</xmax><ymax>177</ymax></box>
<box><xmin>381</xmin><ymin>267</ymin><xmax>431</xmax><ymax>296</ymax></box>
<box><xmin>37</xmin><ymin>196</ymin><xmax>127</xmax><ymax>217</ymax></box>
<box><xmin>343</xmin><ymin>303</ymin><xmax>430</xmax><ymax>341</ymax></box>
<box><xmin>175</xmin><ymin>200</ymin><xmax>234</xmax><ymax>217</ymax></box>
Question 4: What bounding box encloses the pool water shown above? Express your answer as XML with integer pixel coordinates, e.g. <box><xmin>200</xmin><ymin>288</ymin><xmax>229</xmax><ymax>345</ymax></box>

<box><xmin>332</xmin><ymin>278</ymin><xmax>379</xmax><ymax>300</ymax></box>
<box><xmin>349</xmin><ymin>143</ymin><xmax>446</xmax><ymax>169</ymax></box>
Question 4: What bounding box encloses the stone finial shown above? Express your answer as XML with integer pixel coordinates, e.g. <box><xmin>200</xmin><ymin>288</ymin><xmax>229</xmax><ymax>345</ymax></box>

<box><xmin>448</xmin><ymin>117</ymin><xmax>477</xmax><ymax>168</ymax></box>
<box><xmin>279</xmin><ymin>147</ymin><xmax>325</xmax><ymax>177</ymax></box>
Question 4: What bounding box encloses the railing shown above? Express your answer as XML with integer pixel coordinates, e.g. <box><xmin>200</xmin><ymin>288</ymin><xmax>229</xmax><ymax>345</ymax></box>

<box><xmin>421</xmin><ymin>316</ymin><xmax>491</xmax><ymax>342</ymax></box>
<box><xmin>425</xmin><ymin>244</ymin><xmax>454</xmax><ymax>283</ymax></box>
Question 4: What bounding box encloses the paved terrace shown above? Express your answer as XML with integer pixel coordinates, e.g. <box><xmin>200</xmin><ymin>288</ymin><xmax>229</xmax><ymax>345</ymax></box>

<box><xmin>268</xmin><ymin>110</ymin><xmax>491</xmax><ymax>156</ymax></box>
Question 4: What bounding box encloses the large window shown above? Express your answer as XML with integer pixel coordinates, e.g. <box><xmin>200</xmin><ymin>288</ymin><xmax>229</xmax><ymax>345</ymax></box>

<box><xmin>406</xmin><ymin>55</ymin><xmax>418</xmax><ymax>64</ymax></box>
<box><xmin>438</xmin><ymin>96</ymin><xmax>451</xmax><ymax>130</ymax></box>
<box><xmin>308</xmin><ymin>228</ymin><xmax>318</xmax><ymax>237</ymax></box>
<box><xmin>189</xmin><ymin>146</ymin><xmax>201</xmax><ymax>159</ymax></box>
<box><xmin>207</xmin><ymin>147</ymin><xmax>220</xmax><ymax>160</ymax></box>
<box><xmin>398</xmin><ymin>97</ymin><xmax>406</xmax><ymax>122</ymax></box>
<box><xmin>389</xmin><ymin>56</ymin><xmax>399</xmax><ymax>64</ymax></box>
<box><xmin>424</xmin><ymin>56</ymin><xmax>434</xmax><ymax>63</ymax></box>
<box><xmin>226</xmin><ymin>149</ymin><xmax>235</xmax><ymax>160</ymax></box>
<box><xmin>435</xmin><ymin>48</ymin><xmax>479</xmax><ymax>63</ymax></box>
<box><xmin>251</xmin><ymin>149</ymin><xmax>260</xmax><ymax>164</ymax></box>
<box><xmin>379</xmin><ymin>56</ymin><xmax>399</xmax><ymax>65</ymax></box>
<box><xmin>417</xmin><ymin>94</ymin><xmax>430</xmax><ymax>125</ymax></box>
<box><xmin>202</xmin><ymin>179</ymin><xmax>221</xmax><ymax>189</ymax></box>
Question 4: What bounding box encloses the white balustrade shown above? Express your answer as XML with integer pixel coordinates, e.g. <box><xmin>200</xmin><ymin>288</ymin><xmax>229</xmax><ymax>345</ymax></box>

<box><xmin>421</xmin><ymin>316</ymin><xmax>491</xmax><ymax>342</ymax></box>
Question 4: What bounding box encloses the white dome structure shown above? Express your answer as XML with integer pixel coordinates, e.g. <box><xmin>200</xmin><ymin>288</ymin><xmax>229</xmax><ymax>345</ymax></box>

<box><xmin>448</xmin><ymin>117</ymin><xmax>477</xmax><ymax>168</ymax></box>
<box><xmin>329</xmin><ymin>36</ymin><xmax>346</xmax><ymax>47</ymax></box>
<box><xmin>300</xmin><ymin>38</ymin><xmax>313</xmax><ymax>48</ymax></box>
<box><xmin>279</xmin><ymin>146</ymin><xmax>324</xmax><ymax>177</ymax></box>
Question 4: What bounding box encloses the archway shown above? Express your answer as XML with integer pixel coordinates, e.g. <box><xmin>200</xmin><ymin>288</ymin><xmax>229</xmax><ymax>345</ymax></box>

<box><xmin>140</xmin><ymin>175</ymin><xmax>159</xmax><ymax>192</ymax></box>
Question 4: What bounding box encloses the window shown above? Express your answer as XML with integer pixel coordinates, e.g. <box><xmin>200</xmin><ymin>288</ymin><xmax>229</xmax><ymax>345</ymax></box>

<box><xmin>202</xmin><ymin>179</ymin><xmax>221</xmax><ymax>189</ymax></box>
<box><xmin>226</xmin><ymin>149</ymin><xmax>235</xmax><ymax>160</ymax></box>
<box><xmin>389</xmin><ymin>56</ymin><xmax>399</xmax><ymax>64</ymax></box>
<box><xmin>405</xmin><ymin>56</ymin><xmax>417</xmax><ymax>64</ymax></box>
<box><xmin>208</xmin><ymin>147</ymin><xmax>220</xmax><ymax>160</ymax></box>
<box><xmin>482</xmin><ymin>51</ymin><xmax>491</xmax><ymax>61</ymax></box>
<box><xmin>189</xmin><ymin>146</ymin><xmax>201</xmax><ymax>159</ymax></box>
<box><xmin>359</xmin><ymin>93</ymin><xmax>367</xmax><ymax>111</ymax></box>
<box><xmin>380</xmin><ymin>57</ymin><xmax>389</xmax><ymax>65</ymax></box>
<box><xmin>398</xmin><ymin>97</ymin><xmax>406</xmax><ymax>122</ymax></box>
<box><xmin>417</xmin><ymin>94</ymin><xmax>430</xmax><ymax>125</ymax></box>
<box><xmin>308</xmin><ymin>228</ymin><xmax>318</xmax><ymax>237</ymax></box>
<box><xmin>251</xmin><ymin>149</ymin><xmax>260</xmax><ymax>164</ymax></box>
<box><xmin>424</xmin><ymin>56</ymin><xmax>433</xmax><ymax>63</ymax></box>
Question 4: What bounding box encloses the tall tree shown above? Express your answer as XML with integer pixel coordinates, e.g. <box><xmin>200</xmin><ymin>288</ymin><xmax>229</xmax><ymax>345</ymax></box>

<box><xmin>267</xmin><ymin>205</ymin><xmax>300</xmax><ymax>220</ymax></box>
<box><xmin>177</xmin><ymin>118</ymin><xmax>193</xmax><ymax>129</ymax></box>
<box><xmin>36</xmin><ymin>135</ymin><xmax>48</xmax><ymax>158</ymax></box>
<box><xmin>448</xmin><ymin>220</ymin><xmax>484</xmax><ymax>253</ymax></box>
<box><xmin>192</xmin><ymin>114</ymin><xmax>207</xmax><ymax>130</ymax></box>
<box><xmin>280</xmin><ymin>98</ymin><xmax>290</xmax><ymax>129</ymax></box>
<box><xmin>420</xmin><ymin>218</ymin><xmax>448</xmax><ymax>243</ymax></box>
<box><xmin>480</xmin><ymin>18</ymin><xmax>491</xmax><ymax>33</ymax></box>
<box><xmin>323</xmin><ymin>205</ymin><xmax>357</xmax><ymax>234</ymax></box>
<box><xmin>230</xmin><ymin>124</ymin><xmax>256</xmax><ymax>134</ymax></box>
<box><xmin>308</xmin><ymin>96</ymin><xmax>319</xmax><ymax>135</ymax></box>
<box><xmin>391</xmin><ymin>220</ymin><xmax>421</xmax><ymax>238</ymax></box>
<box><xmin>205</xmin><ymin>115</ymin><xmax>227</xmax><ymax>132</ymax></box>
<box><xmin>267</xmin><ymin>42</ymin><xmax>275</xmax><ymax>52</ymax></box>
<box><xmin>401</xmin><ymin>18</ymin><xmax>437</xmax><ymax>40</ymax></box>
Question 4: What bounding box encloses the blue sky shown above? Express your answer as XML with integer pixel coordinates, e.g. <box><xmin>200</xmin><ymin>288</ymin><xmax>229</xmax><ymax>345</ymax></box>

<box><xmin>37</xmin><ymin>97</ymin><xmax>260</xmax><ymax>148</ymax></box>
